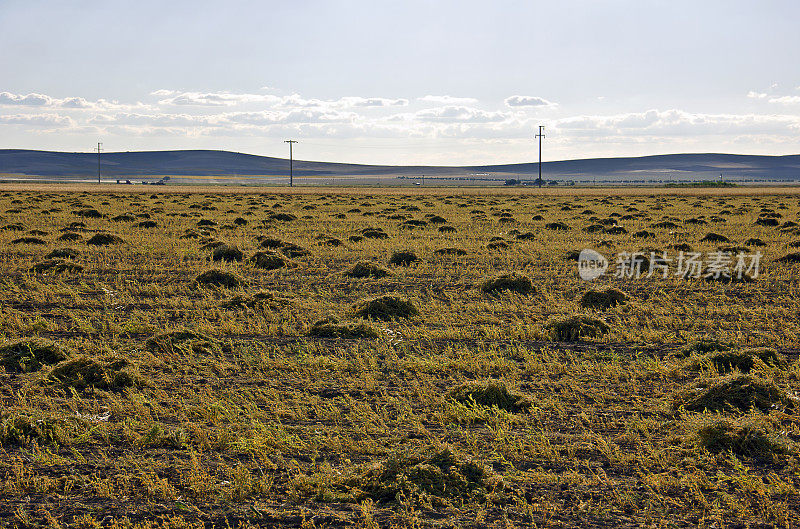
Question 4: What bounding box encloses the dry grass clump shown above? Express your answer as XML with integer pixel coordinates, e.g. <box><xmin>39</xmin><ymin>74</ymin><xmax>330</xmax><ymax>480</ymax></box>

<box><xmin>580</xmin><ymin>288</ymin><xmax>628</xmax><ymax>309</ymax></box>
<box><xmin>345</xmin><ymin>261</ymin><xmax>391</xmax><ymax>278</ymax></box>
<box><xmin>269</xmin><ymin>212</ymin><xmax>297</xmax><ymax>222</ymax></box>
<box><xmin>74</xmin><ymin>208</ymin><xmax>103</xmax><ymax>218</ymax></box>
<box><xmin>224</xmin><ymin>290</ymin><xmax>287</xmax><ymax>310</ymax></box>
<box><xmin>57</xmin><ymin>232</ymin><xmax>82</xmax><ymax>241</ymax></box>
<box><xmin>354</xmin><ymin>295</ymin><xmax>419</xmax><ymax>320</ymax></box>
<box><xmin>545</xmin><ymin>222</ymin><xmax>570</xmax><ymax>230</ymax></box>
<box><xmin>700</xmin><ymin>232</ymin><xmax>730</xmax><ymax>243</ymax></box>
<box><xmin>211</xmin><ymin>243</ymin><xmax>244</xmax><ymax>262</ymax></box>
<box><xmin>45</xmin><ymin>247</ymin><xmax>79</xmax><ymax>259</ymax></box>
<box><xmin>258</xmin><ymin>237</ymin><xmax>285</xmax><ymax>249</ymax></box>
<box><xmin>249</xmin><ymin>251</ymin><xmax>287</xmax><ymax>270</ymax></box>
<box><xmin>389</xmin><ymin>250</ymin><xmax>419</xmax><ymax>266</ymax></box>
<box><xmin>775</xmin><ymin>252</ymin><xmax>800</xmax><ymax>264</ymax></box>
<box><xmin>309</xmin><ymin>317</ymin><xmax>378</xmax><ymax>338</ymax></box>
<box><xmin>47</xmin><ymin>356</ymin><xmax>136</xmax><ymax>391</ymax></box>
<box><xmin>699</xmin><ymin>347</ymin><xmax>787</xmax><ymax>374</ymax></box>
<box><xmin>349</xmin><ymin>444</ymin><xmax>499</xmax><ymax>504</ymax></box>
<box><xmin>0</xmin><ymin>338</ymin><xmax>73</xmax><ymax>373</ymax></box>
<box><xmin>362</xmin><ymin>227</ymin><xmax>389</xmax><ymax>239</ymax></box>
<box><xmin>145</xmin><ymin>329</ymin><xmax>222</xmax><ymax>355</ymax></box>
<box><xmin>0</xmin><ymin>413</ymin><xmax>72</xmax><ymax>447</ymax></box>
<box><xmin>434</xmin><ymin>247</ymin><xmax>467</xmax><ymax>256</ymax></box>
<box><xmin>30</xmin><ymin>258</ymin><xmax>84</xmax><ymax>273</ymax></box>
<box><xmin>545</xmin><ymin>315</ymin><xmax>609</xmax><ymax>341</ymax></box>
<box><xmin>11</xmin><ymin>236</ymin><xmax>46</xmax><ymax>245</ymax></box>
<box><xmin>693</xmin><ymin>416</ymin><xmax>788</xmax><ymax>460</ymax></box>
<box><xmin>195</xmin><ymin>269</ymin><xmax>246</xmax><ymax>288</ymax></box>
<box><xmin>674</xmin><ymin>374</ymin><xmax>791</xmax><ymax>413</ymax></box>
<box><xmin>87</xmin><ymin>233</ymin><xmax>124</xmax><ymax>246</ymax></box>
<box><xmin>481</xmin><ymin>273</ymin><xmax>534</xmax><ymax>296</ymax></box>
<box><xmin>279</xmin><ymin>243</ymin><xmax>310</xmax><ymax>258</ymax></box>
<box><xmin>448</xmin><ymin>381</ymin><xmax>532</xmax><ymax>413</ymax></box>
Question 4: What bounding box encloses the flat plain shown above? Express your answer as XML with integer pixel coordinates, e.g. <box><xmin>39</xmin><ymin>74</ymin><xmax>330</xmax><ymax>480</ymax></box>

<box><xmin>2</xmin><ymin>185</ymin><xmax>800</xmax><ymax>528</ymax></box>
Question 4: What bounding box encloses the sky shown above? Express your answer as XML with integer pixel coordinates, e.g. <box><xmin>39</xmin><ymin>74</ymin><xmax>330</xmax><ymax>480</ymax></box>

<box><xmin>1</xmin><ymin>0</ymin><xmax>799</xmax><ymax>166</ymax></box>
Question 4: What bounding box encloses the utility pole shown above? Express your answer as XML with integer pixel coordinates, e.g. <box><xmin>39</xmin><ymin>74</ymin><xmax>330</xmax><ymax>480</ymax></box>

<box><xmin>535</xmin><ymin>126</ymin><xmax>545</xmax><ymax>188</ymax></box>
<box><xmin>95</xmin><ymin>142</ymin><xmax>103</xmax><ymax>184</ymax></box>
<box><xmin>284</xmin><ymin>140</ymin><xmax>298</xmax><ymax>187</ymax></box>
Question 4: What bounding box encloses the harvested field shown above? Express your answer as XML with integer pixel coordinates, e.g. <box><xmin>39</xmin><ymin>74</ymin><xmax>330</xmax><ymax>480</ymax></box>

<box><xmin>1</xmin><ymin>187</ymin><xmax>800</xmax><ymax>528</ymax></box>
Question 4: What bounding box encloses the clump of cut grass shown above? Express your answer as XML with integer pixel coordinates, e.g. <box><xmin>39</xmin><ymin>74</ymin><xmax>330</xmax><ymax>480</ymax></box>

<box><xmin>674</xmin><ymin>374</ymin><xmax>791</xmax><ymax>413</ymax></box>
<box><xmin>438</xmin><ymin>226</ymin><xmax>456</xmax><ymax>233</ymax></box>
<box><xmin>74</xmin><ymin>208</ymin><xmax>103</xmax><ymax>218</ymax></box>
<box><xmin>249</xmin><ymin>251</ymin><xmax>287</xmax><ymax>270</ymax></box>
<box><xmin>0</xmin><ymin>338</ymin><xmax>73</xmax><ymax>373</ymax></box>
<box><xmin>258</xmin><ymin>237</ymin><xmax>285</xmax><ymax>249</ymax></box>
<box><xmin>45</xmin><ymin>247</ymin><xmax>79</xmax><ymax>259</ymax></box>
<box><xmin>693</xmin><ymin>416</ymin><xmax>787</xmax><ymax>461</ymax></box>
<box><xmin>224</xmin><ymin>290</ymin><xmax>287</xmax><ymax>310</ymax></box>
<box><xmin>349</xmin><ymin>444</ymin><xmax>498</xmax><ymax>503</ymax></box>
<box><xmin>112</xmin><ymin>214</ymin><xmax>135</xmax><ymax>222</ymax></box>
<box><xmin>345</xmin><ymin>261</ymin><xmax>391</xmax><ymax>278</ymax></box>
<box><xmin>362</xmin><ymin>227</ymin><xmax>389</xmax><ymax>239</ymax></box>
<box><xmin>545</xmin><ymin>222</ymin><xmax>570</xmax><ymax>230</ymax></box>
<box><xmin>434</xmin><ymin>247</ymin><xmax>467</xmax><ymax>257</ymax></box>
<box><xmin>279</xmin><ymin>243</ymin><xmax>310</xmax><ymax>258</ymax></box>
<box><xmin>145</xmin><ymin>329</ymin><xmax>222</xmax><ymax>355</ymax></box>
<box><xmin>481</xmin><ymin>273</ymin><xmax>534</xmax><ymax>296</ymax></box>
<box><xmin>211</xmin><ymin>244</ymin><xmax>244</xmax><ymax>262</ymax></box>
<box><xmin>30</xmin><ymin>258</ymin><xmax>84</xmax><ymax>274</ymax></box>
<box><xmin>389</xmin><ymin>250</ymin><xmax>419</xmax><ymax>266</ymax></box>
<box><xmin>775</xmin><ymin>252</ymin><xmax>800</xmax><ymax>264</ymax></box>
<box><xmin>57</xmin><ymin>232</ymin><xmax>82</xmax><ymax>241</ymax></box>
<box><xmin>195</xmin><ymin>269</ymin><xmax>246</xmax><ymax>289</ymax></box>
<box><xmin>701</xmin><ymin>347</ymin><xmax>787</xmax><ymax>374</ymax></box>
<box><xmin>682</xmin><ymin>339</ymin><xmax>733</xmax><ymax>357</ymax></box>
<box><xmin>487</xmin><ymin>240</ymin><xmax>509</xmax><ymax>250</ymax></box>
<box><xmin>545</xmin><ymin>315</ymin><xmax>609</xmax><ymax>341</ymax></box>
<box><xmin>354</xmin><ymin>295</ymin><xmax>419</xmax><ymax>320</ymax></box>
<box><xmin>270</xmin><ymin>212</ymin><xmax>297</xmax><ymax>222</ymax></box>
<box><xmin>0</xmin><ymin>414</ymin><xmax>71</xmax><ymax>447</ymax></box>
<box><xmin>700</xmin><ymin>232</ymin><xmax>730</xmax><ymax>243</ymax></box>
<box><xmin>579</xmin><ymin>288</ymin><xmax>628</xmax><ymax>309</ymax></box>
<box><xmin>47</xmin><ymin>356</ymin><xmax>136</xmax><ymax>391</ymax></box>
<box><xmin>86</xmin><ymin>233</ymin><xmax>124</xmax><ymax>246</ymax></box>
<box><xmin>309</xmin><ymin>317</ymin><xmax>378</xmax><ymax>338</ymax></box>
<box><xmin>11</xmin><ymin>236</ymin><xmax>46</xmax><ymax>245</ymax></box>
<box><xmin>137</xmin><ymin>220</ymin><xmax>158</xmax><ymax>228</ymax></box>
<box><xmin>448</xmin><ymin>381</ymin><xmax>532</xmax><ymax>413</ymax></box>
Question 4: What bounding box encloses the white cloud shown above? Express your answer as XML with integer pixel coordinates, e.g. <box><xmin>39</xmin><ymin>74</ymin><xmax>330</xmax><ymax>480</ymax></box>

<box><xmin>504</xmin><ymin>95</ymin><xmax>556</xmax><ymax>108</ymax></box>
<box><xmin>415</xmin><ymin>106</ymin><xmax>509</xmax><ymax>123</ymax></box>
<box><xmin>0</xmin><ymin>113</ymin><xmax>74</xmax><ymax>126</ymax></box>
<box><xmin>768</xmin><ymin>95</ymin><xmax>800</xmax><ymax>105</ymax></box>
<box><xmin>419</xmin><ymin>95</ymin><xmax>479</xmax><ymax>105</ymax></box>
<box><xmin>747</xmin><ymin>91</ymin><xmax>768</xmax><ymax>99</ymax></box>
<box><xmin>154</xmin><ymin>90</ymin><xmax>281</xmax><ymax>106</ymax></box>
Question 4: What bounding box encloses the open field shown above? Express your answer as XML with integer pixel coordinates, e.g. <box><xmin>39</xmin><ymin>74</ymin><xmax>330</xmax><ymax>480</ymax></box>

<box><xmin>2</xmin><ymin>187</ymin><xmax>800</xmax><ymax>527</ymax></box>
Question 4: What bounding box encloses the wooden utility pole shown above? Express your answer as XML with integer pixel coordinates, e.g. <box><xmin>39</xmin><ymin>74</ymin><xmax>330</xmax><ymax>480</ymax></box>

<box><xmin>284</xmin><ymin>140</ymin><xmax>298</xmax><ymax>187</ymax></box>
<box><xmin>535</xmin><ymin>126</ymin><xmax>545</xmax><ymax>188</ymax></box>
<box><xmin>95</xmin><ymin>142</ymin><xmax>103</xmax><ymax>184</ymax></box>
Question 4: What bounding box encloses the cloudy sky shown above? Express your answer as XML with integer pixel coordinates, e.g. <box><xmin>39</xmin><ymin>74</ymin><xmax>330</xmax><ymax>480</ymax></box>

<box><xmin>1</xmin><ymin>0</ymin><xmax>799</xmax><ymax>165</ymax></box>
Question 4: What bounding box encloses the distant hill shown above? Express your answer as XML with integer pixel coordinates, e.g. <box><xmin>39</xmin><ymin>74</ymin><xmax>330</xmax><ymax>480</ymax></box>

<box><xmin>1</xmin><ymin>149</ymin><xmax>799</xmax><ymax>184</ymax></box>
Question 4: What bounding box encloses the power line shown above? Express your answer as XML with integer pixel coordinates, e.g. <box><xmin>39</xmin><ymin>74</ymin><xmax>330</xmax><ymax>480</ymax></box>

<box><xmin>284</xmin><ymin>140</ymin><xmax>298</xmax><ymax>187</ymax></box>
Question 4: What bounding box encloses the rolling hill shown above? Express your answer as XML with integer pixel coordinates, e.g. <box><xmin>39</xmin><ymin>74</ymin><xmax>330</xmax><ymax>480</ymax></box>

<box><xmin>1</xmin><ymin>149</ymin><xmax>799</xmax><ymax>184</ymax></box>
